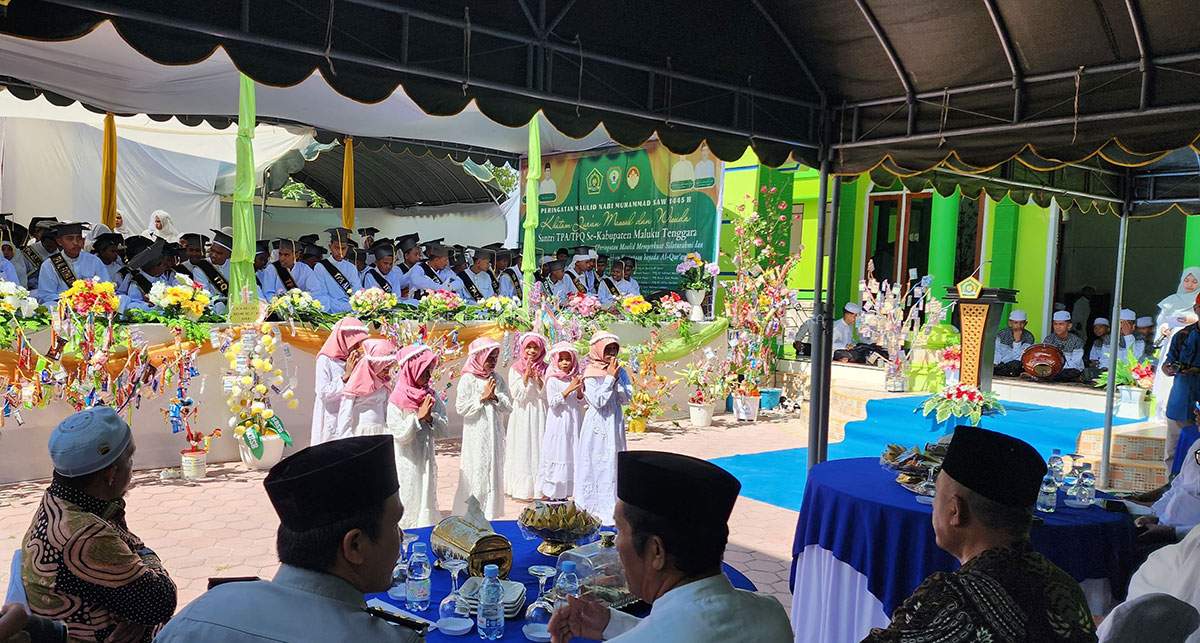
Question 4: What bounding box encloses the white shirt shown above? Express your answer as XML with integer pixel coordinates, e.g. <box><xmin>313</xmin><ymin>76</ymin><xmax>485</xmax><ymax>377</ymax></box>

<box><xmin>602</xmin><ymin>574</ymin><xmax>791</xmax><ymax>642</ymax></box>
<box><xmin>455</xmin><ymin>268</ymin><xmax>496</xmax><ymax>303</ymax></box>
<box><xmin>832</xmin><ymin>318</ymin><xmax>857</xmax><ymax>350</ymax></box>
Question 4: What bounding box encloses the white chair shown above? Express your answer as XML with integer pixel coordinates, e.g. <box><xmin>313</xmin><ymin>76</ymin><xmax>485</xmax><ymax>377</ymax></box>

<box><xmin>5</xmin><ymin>549</ymin><xmax>25</xmax><ymax>606</ymax></box>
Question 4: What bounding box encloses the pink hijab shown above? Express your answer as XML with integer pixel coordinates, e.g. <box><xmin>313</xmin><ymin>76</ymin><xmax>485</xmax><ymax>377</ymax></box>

<box><xmin>583</xmin><ymin>332</ymin><xmax>619</xmax><ymax>378</ymax></box>
<box><xmin>319</xmin><ymin>317</ymin><xmax>370</xmax><ymax>361</ymax></box>
<box><xmin>461</xmin><ymin>337</ymin><xmax>501</xmax><ymax>378</ymax></box>
<box><xmin>342</xmin><ymin>338</ymin><xmax>397</xmax><ymax>398</ymax></box>
<box><xmin>512</xmin><ymin>332</ymin><xmax>548</xmax><ymax>378</ymax></box>
<box><xmin>545</xmin><ymin>342</ymin><xmax>580</xmax><ymax>381</ymax></box>
<box><xmin>389</xmin><ymin>345</ymin><xmax>439</xmax><ymax>411</ymax></box>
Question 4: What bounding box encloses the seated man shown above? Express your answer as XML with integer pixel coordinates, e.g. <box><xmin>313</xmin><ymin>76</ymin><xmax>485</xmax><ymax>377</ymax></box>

<box><xmin>1040</xmin><ymin>310</ymin><xmax>1086</xmax><ymax>382</ymax></box>
<box><xmin>1126</xmin><ymin>439</ymin><xmax>1200</xmax><ymax>547</ymax></box>
<box><xmin>495</xmin><ymin>249</ymin><xmax>523</xmax><ymax>300</ymax></box>
<box><xmin>454</xmin><ymin>247</ymin><xmax>497</xmax><ymax>304</ymax></box>
<box><xmin>260</xmin><ymin>239</ymin><xmax>313</xmax><ymax>301</ymax></box>
<box><xmin>548</xmin><ymin>451</ymin><xmax>791</xmax><ymax>642</ymax></box>
<box><xmin>1137</xmin><ymin>315</ymin><xmax>1158</xmax><ymax>356</ymax></box>
<box><xmin>190</xmin><ymin>227</ymin><xmax>233</xmax><ymax>304</ymax></box>
<box><xmin>545</xmin><ymin>259</ymin><xmax>573</xmax><ymax>304</ymax></box>
<box><xmin>310</xmin><ymin>227</ymin><xmax>363</xmax><ymax>314</ymax></box>
<box><xmin>361</xmin><ymin>240</ymin><xmax>405</xmax><ymax>295</ymax></box>
<box><xmin>157</xmin><ymin>436</ymin><xmax>421</xmax><ymax>642</ymax></box>
<box><xmin>621</xmin><ymin>256</ymin><xmax>641</xmax><ymax>295</ymax></box>
<box><xmin>832</xmin><ymin>303</ymin><xmax>861</xmax><ymax>352</ymax></box>
<box><xmin>121</xmin><ymin>238</ymin><xmax>175</xmax><ymax>313</ymax></box>
<box><xmin>23</xmin><ymin>408</ymin><xmax>177</xmax><ymax>642</ymax></box>
<box><xmin>1085</xmin><ymin>316</ymin><xmax>1112</xmax><ymax>379</ymax></box>
<box><xmin>863</xmin><ymin>427</ymin><xmax>1095</xmax><ymax>642</ymax></box>
<box><xmin>994</xmin><ymin>309</ymin><xmax>1035</xmax><ymax>377</ymax></box>
<box><xmin>610</xmin><ymin>259</ymin><xmax>638</xmax><ymax>297</ymax></box>
<box><xmin>32</xmin><ymin>222</ymin><xmax>110</xmax><ymax>305</ymax></box>
<box><xmin>1103</xmin><ymin>527</ymin><xmax>1200</xmax><ymax>643</ymax></box>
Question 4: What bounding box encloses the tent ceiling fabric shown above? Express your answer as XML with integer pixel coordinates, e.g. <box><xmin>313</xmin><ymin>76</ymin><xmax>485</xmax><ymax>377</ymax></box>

<box><xmin>0</xmin><ymin>1</ymin><xmax>1198</xmax><ymax>175</ymax></box>
<box><xmin>294</xmin><ymin>142</ymin><xmax>505</xmax><ymax>209</ymax></box>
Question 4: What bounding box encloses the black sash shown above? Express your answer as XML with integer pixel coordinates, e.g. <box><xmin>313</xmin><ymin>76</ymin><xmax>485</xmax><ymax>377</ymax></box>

<box><xmin>173</xmin><ymin>266</ymin><xmax>192</xmax><ymax>277</ymax></box>
<box><xmin>567</xmin><ymin>270</ymin><xmax>587</xmax><ymax>294</ymax></box>
<box><xmin>192</xmin><ymin>259</ymin><xmax>229</xmax><ymax>296</ymax></box>
<box><xmin>366</xmin><ymin>268</ymin><xmax>393</xmax><ymax>293</ymax></box>
<box><xmin>456</xmin><ymin>270</ymin><xmax>485</xmax><ymax>301</ymax></box>
<box><xmin>420</xmin><ymin>263</ymin><xmax>444</xmax><ymax>285</ymax></box>
<box><xmin>21</xmin><ymin>246</ymin><xmax>40</xmax><ymax>272</ymax></box>
<box><xmin>272</xmin><ymin>261</ymin><xmax>297</xmax><ymax>291</ymax></box>
<box><xmin>398</xmin><ymin>262</ymin><xmax>414</xmax><ymax>274</ymax></box>
<box><xmin>486</xmin><ymin>269</ymin><xmax>500</xmax><ymax>293</ymax></box>
<box><xmin>118</xmin><ymin>266</ymin><xmax>153</xmax><ymax>296</ymax></box>
<box><xmin>319</xmin><ymin>259</ymin><xmax>354</xmax><ymax>296</ymax></box>
<box><xmin>48</xmin><ymin>253</ymin><xmax>77</xmax><ymax>286</ymax></box>
<box><xmin>501</xmin><ymin>267</ymin><xmax>522</xmax><ymax>299</ymax></box>
<box><xmin>602</xmin><ymin>276</ymin><xmax>619</xmax><ymax>297</ymax></box>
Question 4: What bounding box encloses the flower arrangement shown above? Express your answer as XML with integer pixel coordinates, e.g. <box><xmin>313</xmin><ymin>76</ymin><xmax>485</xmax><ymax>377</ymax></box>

<box><xmin>220</xmin><ymin>324</ymin><xmax>299</xmax><ymax>460</ymax></box>
<box><xmin>148</xmin><ymin>274</ymin><xmax>213</xmax><ymax>321</ymax></box>
<box><xmin>1094</xmin><ymin>348</ymin><xmax>1155</xmax><ymax>390</ymax></box>
<box><xmin>857</xmin><ymin>275</ymin><xmax>941</xmax><ymax>385</ymax></box>
<box><xmin>919</xmin><ymin>383</ymin><xmax>1005</xmax><ymax>425</ymax></box>
<box><xmin>416</xmin><ymin>289</ymin><xmax>464</xmax><ymax>322</ymax></box>
<box><xmin>621</xmin><ymin>294</ymin><xmax>652</xmax><ymax>316</ymax></box>
<box><xmin>473</xmin><ymin>296</ymin><xmax>530</xmax><ymax>330</ymax></box>
<box><xmin>676</xmin><ymin>252</ymin><xmax>720</xmax><ymax>291</ymax></box>
<box><xmin>61</xmin><ymin>278</ymin><xmax>120</xmax><ymax>316</ymax></box>
<box><xmin>0</xmin><ymin>281</ymin><xmax>47</xmax><ymax>349</ymax></box>
<box><xmin>567</xmin><ymin>292</ymin><xmax>601</xmax><ymax>317</ymax></box>
<box><xmin>677</xmin><ymin>349</ymin><xmax>726</xmax><ymax>406</ymax></box>
<box><xmin>657</xmin><ymin>292</ymin><xmax>693</xmax><ymax>319</ymax></box>
<box><xmin>624</xmin><ymin>332</ymin><xmax>672</xmax><ymax>425</ymax></box>
<box><xmin>939</xmin><ymin>344</ymin><xmax>962</xmax><ymax>384</ymax></box>
<box><xmin>268</xmin><ymin>288</ymin><xmax>333</xmax><ymax>329</ymax></box>
<box><xmin>350</xmin><ymin>287</ymin><xmax>399</xmax><ymax>325</ymax></box>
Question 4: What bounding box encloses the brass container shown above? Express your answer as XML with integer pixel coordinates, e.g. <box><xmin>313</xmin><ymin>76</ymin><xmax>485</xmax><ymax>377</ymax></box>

<box><xmin>430</xmin><ymin>517</ymin><xmax>512</xmax><ymax>578</ymax></box>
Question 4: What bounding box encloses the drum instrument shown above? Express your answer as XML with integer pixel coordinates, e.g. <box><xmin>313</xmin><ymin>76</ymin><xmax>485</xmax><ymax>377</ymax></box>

<box><xmin>1021</xmin><ymin>343</ymin><xmax>1065</xmax><ymax>379</ymax></box>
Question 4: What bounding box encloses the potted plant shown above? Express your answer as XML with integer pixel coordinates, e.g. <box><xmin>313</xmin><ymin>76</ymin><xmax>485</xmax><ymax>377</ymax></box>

<box><xmin>219</xmin><ymin>324</ymin><xmax>300</xmax><ymax>469</ymax></box>
<box><xmin>677</xmin><ymin>352</ymin><xmax>725</xmax><ymax>428</ymax></box>
<box><xmin>1094</xmin><ymin>349</ymin><xmax>1155</xmax><ymax>419</ymax></box>
<box><xmin>623</xmin><ymin>334</ymin><xmax>672</xmax><ymax>433</ymax></box>
<box><xmin>731</xmin><ymin>380</ymin><xmax>762</xmax><ymax>421</ymax></box>
<box><xmin>676</xmin><ymin>252</ymin><xmax>719</xmax><ymax>321</ymax></box>
<box><xmin>918</xmin><ymin>383</ymin><xmax>1006</xmax><ymax>434</ymax></box>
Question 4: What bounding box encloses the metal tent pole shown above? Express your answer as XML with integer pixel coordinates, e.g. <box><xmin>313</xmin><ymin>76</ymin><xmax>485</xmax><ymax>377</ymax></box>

<box><xmin>818</xmin><ymin>177</ymin><xmax>842</xmax><ymax>462</ymax></box>
<box><xmin>808</xmin><ymin>159</ymin><xmax>830</xmax><ymax>469</ymax></box>
<box><xmin>1100</xmin><ymin>198</ymin><xmax>1132</xmax><ymax>487</ymax></box>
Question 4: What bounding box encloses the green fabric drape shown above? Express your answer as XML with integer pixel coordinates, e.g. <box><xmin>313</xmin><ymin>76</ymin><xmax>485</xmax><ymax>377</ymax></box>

<box><xmin>522</xmin><ymin>117</ymin><xmax>541</xmax><ymax>309</ymax></box>
<box><xmin>228</xmin><ymin>74</ymin><xmax>259</xmax><ymax>320</ymax></box>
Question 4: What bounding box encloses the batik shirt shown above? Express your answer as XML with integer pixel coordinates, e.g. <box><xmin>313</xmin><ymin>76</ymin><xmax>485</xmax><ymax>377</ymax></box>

<box><xmin>863</xmin><ymin>541</ymin><xmax>1096</xmax><ymax>643</ymax></box>
<box><xmin>1043</xmin><ymin>331</ymin><xmax>1086</xmax><ymax>370</ymax></box>
<box><xmin>22</xmin><ymin>481</ymin><xmax>177</xmax><ymax>642</ymax></box>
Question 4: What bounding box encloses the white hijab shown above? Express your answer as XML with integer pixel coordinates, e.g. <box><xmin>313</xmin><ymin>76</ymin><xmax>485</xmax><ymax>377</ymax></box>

<box><xmin>1159</xmin><ymin>267</ymin><xmax>1200</xmax><ymax>330</ymax></box>
<box><xmin>1</xmin><ymin>240</ymin><xmax>27</xmax><ymax>286</ymax></box>
<box><xmin>143</xmin><ymin>210</ymin><xmax>181</xmax><ymax>243</ymax></box>
<box><xmin>85</xmin><ymin>223</ymin><xmax>113</xmax><ymax>251</ymax></box>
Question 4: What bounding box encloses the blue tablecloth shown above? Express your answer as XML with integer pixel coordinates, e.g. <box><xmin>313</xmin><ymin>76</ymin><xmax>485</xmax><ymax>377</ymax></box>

<box><xmin>373</xmin><ymin>520</ymin><xmax>756</xmax><ymax>642</ymax></box>
<box><xmin>790</xmin><ymin>458</ymin><xmax>1136</xmax><ymax>617</ymax></box>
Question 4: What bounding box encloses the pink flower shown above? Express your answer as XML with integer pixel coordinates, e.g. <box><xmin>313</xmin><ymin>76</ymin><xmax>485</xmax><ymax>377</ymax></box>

<box><xmin>753</xmin><ymin>238</ymin><xmax>764</xmax><ymax>247</ymax></box>
<box><xmin>777</xmin><ymin>201</ymin><xmax>787</xmax><ymax>210</ymax></box>
<box><xmin>778</xmin><ymin>215</ymin><xmax>787</xmax><ymax>221</ymax></box>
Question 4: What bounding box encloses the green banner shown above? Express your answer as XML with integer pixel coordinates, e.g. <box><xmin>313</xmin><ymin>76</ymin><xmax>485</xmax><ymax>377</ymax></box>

<box><xmin>228</xmin><ymin>74</ymin><xmax>259</xmax><ymax>323</ymax></box>
<box><xmin>523</xmin><ymin>142</ymin><xmax>722</xmax><ymax>295</ymax></box>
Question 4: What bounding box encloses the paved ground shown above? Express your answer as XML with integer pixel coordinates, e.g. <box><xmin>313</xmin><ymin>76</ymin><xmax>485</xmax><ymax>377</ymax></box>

<box><xmin>0</xmin><ymin>411</ymin><xmax>809</xmax><ymax>617</ymax></box>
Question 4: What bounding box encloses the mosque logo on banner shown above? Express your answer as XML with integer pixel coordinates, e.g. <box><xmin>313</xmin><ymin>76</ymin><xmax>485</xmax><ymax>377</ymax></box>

<box><xmin>586</xmin><ymin>168</ymin><xmax>603</xmax><ymax>195</ymax></box>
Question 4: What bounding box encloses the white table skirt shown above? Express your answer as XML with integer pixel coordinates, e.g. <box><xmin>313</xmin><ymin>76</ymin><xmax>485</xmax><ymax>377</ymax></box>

<box><xmin>791</xmin><ymin>544</ymin><xmax>1115</xmax><ymax>643</ymax></box>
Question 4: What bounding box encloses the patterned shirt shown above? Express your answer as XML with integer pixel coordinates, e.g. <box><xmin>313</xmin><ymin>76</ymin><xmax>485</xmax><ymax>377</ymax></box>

<box><xmin>22</xmin><ymin>481</ymin><xmax>177</xmax><ymax>642</ymax></box>
<box><xmin>863</xmin><ymin>541</ymin><xmax>1096</xmax><ymax>643</ymax></box>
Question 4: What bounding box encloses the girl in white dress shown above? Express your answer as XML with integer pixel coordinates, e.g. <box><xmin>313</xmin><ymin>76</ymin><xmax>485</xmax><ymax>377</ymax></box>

<box><xmin>385</xmin><ymin>345</ymin><xmax>448</xmax><ymax>529</ymax></box>
<box><xmin>1155</xmin><ymin>267</ymin><xmax>1200</xmax><ymax>423</ymax></box>
<box><xmin>333</xmin><ymin>338</ymin><xmax>397</xmax><ymax>440</ymax></box>
<box><xmin>310</xmin><ymin>317</ymin><xmax>369</xmax><ymax>446</ymax></box>
<box><xmin>505</xmin><ymin>332</ymin><xmax>548</xmax><ymax>500</ymax></box>
<box><xmin>539</xmin><ymin>342</ymin><xmax>584</xmax><ymax>500</ymax></box>
<box><xmin>453</xmin><ymin>337</ymin><xmax>512</xmax><ymax>520</ymax></box>
<box><xmin>575</xmin><ymin>331</ymin><xmax>632</xmax><ymax>524</ymax></box>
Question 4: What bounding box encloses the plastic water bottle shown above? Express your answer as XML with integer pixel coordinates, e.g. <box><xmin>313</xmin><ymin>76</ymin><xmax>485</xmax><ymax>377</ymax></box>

<box><xmin>1047</xmin><ymin>449</ymin><xmax>1065</xmax><ymax>486</ymax></box>
<box><xmin>405</xmin><ymin>542</ymin><xmax>431</xmax><ymax>611</ymax></box>
<box><xmin>477</xmin><ymin>564</ymin><xmax>504</xmax><ymax>640</ymax></box>
<box><xmin>555</xmin><ymin>561</ymin><xmax>581</xmax><ymax>599</ymax></box>
<box><xmin>1077</xmin><ymin>463</ymin><xmax>1096</xmax><ymax>506</ymax></box>
<box><xmin>1036</xmin><ymin>473</ymin><xmax>1058</xmax><ymax>513</ymax></box>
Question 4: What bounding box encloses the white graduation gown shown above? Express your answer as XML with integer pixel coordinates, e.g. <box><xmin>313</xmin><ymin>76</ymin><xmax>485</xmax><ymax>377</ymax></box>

<box><xmin>575</xmin><ymin>370</ymin><xmax>632</xmax><ymax>524</ymax></box>
<box><xmin>540</xmin><ymin>377</ymin><xmax>582</xmax><ymax>499</ymax></box>
<box><xmin>333</xmin><ymin>387</ymin><xmax>389</xmax><ymax>441</ymax></box>
<box><xmin>498</xmin><ymin>267</ymin><xmax>522</xmax><ymax>299</ymax></box>
<box><xmin>310</xmin><ymin>354</ymin><xmax>346</xmax><ymax>446</ymax></box>
<box><xmin>602</xmin><ymin>574</ymin><xmax>792</xmax><ymax>643</ymax></box>
<box><xmin>383</xmin><ymin>399</ymin><xmax>449</xmax><ymax>529</ymax></box>
<box><xmin>312</xmin><ymin>258</ymin><xmax>362</xmax><ymax>314</ymax></box>
<box><xmin>453</xmin><ymin>372</ymin><xmax>512</xmax><ymax>520</ymax></box>
<box><xmin>504</xmin><ymin>366</ymin><xmax>546</xmax><ymax>500</ymax></box>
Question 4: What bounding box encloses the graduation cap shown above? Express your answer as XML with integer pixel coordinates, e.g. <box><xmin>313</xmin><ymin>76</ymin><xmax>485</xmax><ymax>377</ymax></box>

<box><xmin>472</xmin><ymin>247</ymin><xmax>496</xmax><ymax>264</ymax></box>
<box><xmin>422</xmin><ymin>237</ymin><xmax>444</xmax><ymax>249</ymax></box>
<box><xmin>91</xmin><ymin>233</ymin><xmax>125</xmax><ymax>251</ymax></box>
<box><xmin>127</xmin><ymin>238</ymin><xmax>166</xmax><ymax>272</ymax></box>
<box><xmin>5</xmin><ymin>222</ymin><xmax>28</xmax><ymax>247</ymax></box>
<box><xmin>345</xmin><ymin>238</ymin><xmax>360</xmax><ymax>249</ymax></box>
<box><xmin>29</xmin><ymin>217</ymin><xmax>58</xmax><ymax>232</ymax></box>
<box><xmin>209</xmin><ymin>228</ymin><xmax>234</xmax><ymax>251</ymax></box>
<box><xmin>163</xmin><ymin>242</ymin><xmax>187</xmax><ymax>258</ymax></box>
<box><xmin>572</xmin><ymin>245</ymin><xmax>594</xmax><ymax>256</ymax></box>
<box><xmin>50</xmin><ymin>221</ymin><xmax>90</xmax><ymax>237</ymax></box>
<box><xmin>301</xmin><ymin>243</ymin><xmax>327</xmax><ymax>259</ymax></box>
<box><xmin>298</xmin><ymin>233</ymin><xmax>320</xmax><ymax>245</ymax></box>
<box><xmin>482</xmin><ymin>242</ymin><xmax>503</xmax><ymax>250</ymax></box>
<box><xmin>124</xmin><ymin>235</ymin><xmax>154</xmax><ymax>259</ymax></box>
<box><xmin>494</xmin><ymin>249</ymin><xmax>515</xmax><ymax>264</ymax></box>
<box><xmin>180</xmin><ymin>232</ymin><xmax>210</xmax><ymax>247</ymax></box>
<box><xmin>272</xmin><ymin>238</ymin><xmax>298</xmax><ymax>252</ymax></box>
<box><xmin>350</xmin><ymin>248</ymin><xmax>367</xmax><ymax>262</ymax></box>
<box><xmin>546</xmin><ymin>259</ymin><xmax>567</xmax><ymax>272</ymax></box>
<box><xmin>370</xmin><ymin>240</ymin><xmax>396</xmax><ymax>260</ymax></box>
<box><xmin>596</xmin><ymin>254</ymin><xmax>609</xmax><ymax>264</ymax></box>
<box><xmin>356</xmin><ymin>227</ymin><xmax>380</xmax><ymax>237</ymax></box>
<box><xmin>621</xmin><ymin>256</ymin><xmax>637</xmax><ymax>266</ymax></box>
<box><xmin>423</xmin><ymin>240</ymin><xmax>450</xmax><ymax>258</ymax></box>
<box><xmin>324</xmin><ymin>227</ymin><xmax>353</xmax><ymax>244</ymax></box>
<box><xmin>255</xmin><ymin>239</ymin><xmax>271</xmax><ymax>256</ymax></box>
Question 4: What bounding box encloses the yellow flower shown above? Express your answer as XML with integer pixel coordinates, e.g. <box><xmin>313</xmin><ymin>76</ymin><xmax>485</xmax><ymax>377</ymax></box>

<box><xmin>286</xmin><ymin>399</ymin><xmax>299</xmax><ymax>409</ymax></box>
<box><xmin>254</xmin><ymin>384</ymin><xmax>267</xmax><ymax>394</ymax></box>
<box><xmin>282</xmin><ymin>390</ymin><xmax>295</xmax><ymax>400</ymax></box>
<box><xmin>262</xmin><ymin>409</ymin><xmax>275</xmax><ymax>420</ymax></box>
<box><xmin>240</xmin><ymin>376</ymin><xmax>253</xmax><ymax>386</ymax></box>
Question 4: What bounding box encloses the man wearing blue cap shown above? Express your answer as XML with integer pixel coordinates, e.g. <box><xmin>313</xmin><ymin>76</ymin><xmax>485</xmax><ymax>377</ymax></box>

<box><xmin>22</xmin><ymin>407</ymin><xmax>177</xmax><ymax>642</ymax></box>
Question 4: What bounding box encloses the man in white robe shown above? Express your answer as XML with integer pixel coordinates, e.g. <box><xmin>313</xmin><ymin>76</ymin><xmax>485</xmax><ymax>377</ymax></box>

<box><xmin>260</xmin><ymin>239</ymin><xmax>311</xmax><ymax>301</ymax></box>
<box><xmin>622</xmin><ymin>256</ymin><xmax>642</xmax><ymax>296</ymax></box>
<box><xmin>1101</xmin><ymin>527</ymin><xmax>1200</xmax><ymax>643</ymax></box>
<box><xmin>545</xmin><ymin>259</ymin><xmax>574</xmax><ymax>304</ymax></box>
<box><xmin>406</xmin><ymin>240</ymin><xmax>460</xmax><ymax>298</ymax></box>
<box><xmin>33</xmin><ymin>222</ymin><xmax>111</xmax><ymax>305</ymax></box>
<box><xmin>190</xmin><ymin>228</ymin><xmax>235</xmax><ymax>310</ymax></box>
<box><xmin>23</xmin><ymin>218</ymin><xmax>61</xmax><ymax>291</ymax></box>
<box><xmin>391</xmin><ymin>233</ymin><xmax>422</xmax><ymax>296</ymax></box>
<box><xmin>309</xmin><ymin>227</ymin><xmax>363</xmax><ymax>314</ymax></box>
<box><xmin>832</xmin><ymin>302</ymin><xmax>861</xmax><ymax>351</ymax></box>
<box><xmin>549</xmin><ymin>451</ymin><xmax>792</xmax><ymax>643</ymax></box>
<box><xmin>1098</xmin><ymin>308</ymin><xmax>1148</xmax><ymax>365</ymax></box>
<box><xmin>994</xmin><ymin>309</ymin><xmax>1035</xmax><ymax>377</ymax></box>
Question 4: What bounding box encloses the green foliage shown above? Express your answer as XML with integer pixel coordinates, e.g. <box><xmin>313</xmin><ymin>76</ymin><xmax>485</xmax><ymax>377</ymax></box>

<box><xmin>279</xmin><ymin>178</ymin><xmax>331</xmax><ymax>208</ymax></box>
<box><xmin>486</xmin><ymin>162</ymin><xmax>519</xmax><ymax>194</ymax></box>
<box><xmin>1092</xmin><ymin>348</ymin><xmax>1153</xmax><ymax>389</ymax></box>
<box><xmin>123</xmin><ymin>309</ymin><xmax>212</xmax><ymax>344</ymax></box>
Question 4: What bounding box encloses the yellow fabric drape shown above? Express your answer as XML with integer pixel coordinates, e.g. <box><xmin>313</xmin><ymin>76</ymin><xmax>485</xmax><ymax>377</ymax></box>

<box><xmin>341</xmin><ymin>136</ymin><xmax>355</xmax><ymax>229</ymax></box>
<box><xmin>100</xmin><ymin>113</ymin><xmax>117</xmax><ymax>228</ymax></box>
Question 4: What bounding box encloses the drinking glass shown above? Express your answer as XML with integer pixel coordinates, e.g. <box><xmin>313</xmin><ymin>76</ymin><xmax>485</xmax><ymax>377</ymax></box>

<box><xmin>437</xmin><ymin>558</ymin><xmax>472</xmax><ymax>636</ymax></box>
<box><xmin>523</xmin><ymin>565</ymin><xmax>559</xmax><ymax>641</ymax></box>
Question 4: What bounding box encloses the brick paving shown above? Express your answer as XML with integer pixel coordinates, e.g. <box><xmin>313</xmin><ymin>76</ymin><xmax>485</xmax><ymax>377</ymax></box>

<box><xmin>0</xmin><ymin>412</ymin><xmax>808</xmax><ymax>618</ymax></box>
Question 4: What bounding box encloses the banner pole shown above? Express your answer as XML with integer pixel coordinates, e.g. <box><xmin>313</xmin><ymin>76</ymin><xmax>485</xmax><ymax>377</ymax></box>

<box><xmin>521</xmin><ymin>117</ymin><xmax>542</xmax><ymax>310</ymax></box>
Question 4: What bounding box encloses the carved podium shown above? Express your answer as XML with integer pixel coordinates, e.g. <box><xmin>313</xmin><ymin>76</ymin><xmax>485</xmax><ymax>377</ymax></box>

<box><xmin>944</xmin><ymin>277</ymin><xmax>1017</xmax><ymax>393</ymax></box>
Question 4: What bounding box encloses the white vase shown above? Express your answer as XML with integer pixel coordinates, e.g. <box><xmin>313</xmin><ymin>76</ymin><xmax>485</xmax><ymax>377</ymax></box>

<box><xmin>1116</xmin><ymin>385</ymin><xmax>1149</xmax><ymax>419</ymax></box>
<box><xmin>684</xmin><ymin>289</ymin><xmax>707</xmax><ymax>321</ymax></box>
<box><xmin>688</xmin><ymin>403</ymin><xmax>714</xmax><ymax>428</ymax></box>
<box><xmin>732</xmin><ymin>395</ymin><xmax>761</xmax><ymax>421</ymax></box>
<box><xmin>239</xmin><ymin>433</ymin><xmax>286</xmax><ymax>470</ymax></box>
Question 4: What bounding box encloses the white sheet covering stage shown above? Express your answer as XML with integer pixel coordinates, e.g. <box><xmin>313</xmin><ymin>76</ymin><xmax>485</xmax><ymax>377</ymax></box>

<box><xmin>0</xmin><ymin>22</ymin><xmax>614</xmax><ymax>156</ymax></box>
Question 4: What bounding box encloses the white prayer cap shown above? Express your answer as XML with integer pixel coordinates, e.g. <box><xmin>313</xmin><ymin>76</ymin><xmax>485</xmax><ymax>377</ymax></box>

<box><xmin>1009</xmin><ymin>309</ymin><xmax>1028</xmax><ymax>322</ymax></box>
<box><xmin>1137</xmin><ymin>316</ymin><xmax>1153</xmax><ymax>327</ymax></box>
<box><xmin>1053</xmin><ymin>311</ymin><xmax>1071</xmax><ymax>322</ymax></box>
<box><xmin>1094</xmin><ymin>317</ymin><xmax>1110</xmax><ymax>326</ymax></box>
<box><xmin>844</xmin><ymin>302</ymin><xmax>862</xmax><ymax>314</ymax></box>
<box><xmin>1119</xmin><ymin>308</ymin><xmax>1136</xmax><ymax>321</ymax></box>
<box><xmin>571</xmin><ymin>254</ymin><xmax>590</xmax><ymax>265</ymax></box>
<box><xmin>588</xmin><ymin>249</ymin><xmax>599</xmax><ymax>260</ymax></box>
<box><xmin>48</xmin><ymin>407</ymin><xmax>132</xmax><ymax>477</ymax></box>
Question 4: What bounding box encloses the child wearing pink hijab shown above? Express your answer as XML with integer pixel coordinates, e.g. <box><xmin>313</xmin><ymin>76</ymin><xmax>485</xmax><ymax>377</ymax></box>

<box><xmin>333</xmin><ymin>338</ymin><xmax>398</xmax><ymax>441</ymax></box>
<box><xmin>504</xmin><ymin>332</ymin><xmax>548</xmax><ymax>500</ymax></box>
<box><xmin>453</xmin><ymin>337</ymin><xmax>512</xmax><ymax>520</ymax></box>
<box><xmin>385</xmin><ymin>345</ymin><xmax>448</xmax><ymax>529</ymax></box>
<box><xmin>311</xmin><ymin>317</ymin><xmax>370</xmax><ymax>446</ymax></box>
<box><xmin>575</xmin><ymin>331</ymin><xmax>632</xmax><ymax>523</ymax></box>
<box><xmin>539</xmin><ymin>342</ymin><xmax>584</xmax><ymax>500</ymax></box>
